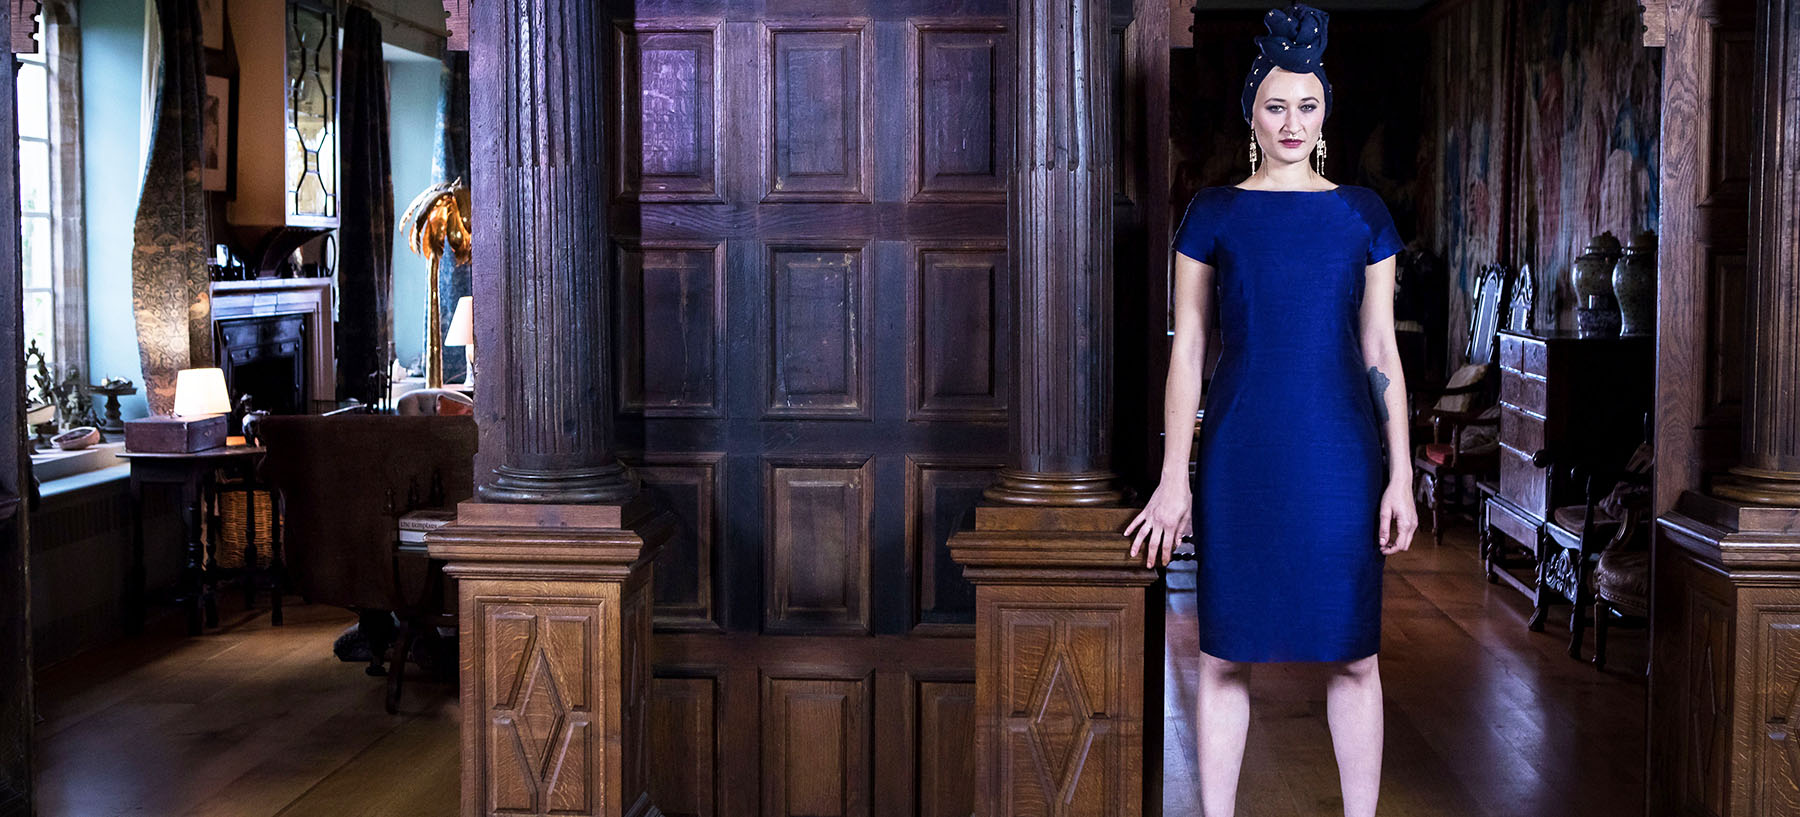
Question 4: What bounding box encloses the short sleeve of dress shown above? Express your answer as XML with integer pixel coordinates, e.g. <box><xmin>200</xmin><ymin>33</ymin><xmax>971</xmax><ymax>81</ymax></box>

<box><xmin>1172</xmin><ymin>189</ymin><xmax>1221</xmax><ymax>265</ymax></box>
<box><xmin>1346</xmin><ymin>187</ymin><xmax>1404</xmax><ymax>265</ymax></box>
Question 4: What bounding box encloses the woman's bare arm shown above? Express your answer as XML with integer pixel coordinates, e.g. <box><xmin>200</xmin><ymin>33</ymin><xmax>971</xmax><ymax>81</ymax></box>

<box><xmin>1126</xmin><ymin>251</ymin><xmax>1214</xmax><ymax>567</ymax></box>
<box><xmin>1359</xmin><ymin>255</ymin><xmax>1418</xmax><ymax>554</ymax></box>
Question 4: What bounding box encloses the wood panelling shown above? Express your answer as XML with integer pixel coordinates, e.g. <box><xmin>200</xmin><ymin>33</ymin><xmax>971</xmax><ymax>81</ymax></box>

<box><xmin>761</xmin><ymin>673</ymin><xmax>874</xmax><ymax>817</ymax></box>
<box><xmin>764</xmin><ymin>23</ymin><xmax>871</xmax><ymax>202</ymax></box>
<box><xmin>649</xmin><ymin>675</ymin><xmax>720</xmax><ymax>817</ymax></box>
<box><xmin>765</xmin><ymin>245</ymin><xmax>871</xmax><ymax>419</ymax></box>
<box><xmin>616</xmin><ymin>23</ymin><xmax>724</xmax><ymax>202</ymax></box>
<box><xmin>634</xmin><ymin>453</ymin><xmax>725</xmax><ymax>631</ymax></box>
<box><xmin>481</xmin><ymin>603</ymin><xmax>599</xmax><ymax>814</ymax></box>
<box><xmin>1704</xmin><ymin>251</ymin><xmax>1746</xmax><ymax>419</ymax></box>
<box><xmin>765</xmin><ymin>457</ymin><xmax>874</xmax><ymax>634</ymax></box>
<box><xmin>915</xmin><ymin>680</ymin><xmax>977</xmax><ymax>817</ymax></box>
<box><xmin>1755</xmin><ymin>605</ymin><xmax>1800</xmax><ymax>812</ymax></box>
<box><xmin>909</xmin><ymin>22</ymin><xmax>1007</xmax><ymax>202</ymax></box>
<box><xmin>910</xmin><ymin>244</ymin><xmax>1007</xmax><ymax>422</ymax></box>
<box><xmin>1651</xmin><ymin>538</ymin><xmax>1735</xmax><ymax>816</ymax></box>
<box><xmin>617</xmin><ymin>242</ymin><xmax>727</xmax><ymax>417</ymax></box>
<box><xmin>904</xmin><ymin>456</ymin><xmax>998</xmax><ymax>635</ymax></box>
<box><xmin>1705</xmin><ymin>25</ymin><xmax>1754</xmax><ymax>198</ymax></box>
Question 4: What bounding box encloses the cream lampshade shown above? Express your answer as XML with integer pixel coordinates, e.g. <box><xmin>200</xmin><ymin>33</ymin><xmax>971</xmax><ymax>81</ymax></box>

<box><xmin>173</xmin><ymin>367</ymin><xmax>232</xmax><ymax>417</ymax></box>
<box><xmin>445</xmin><ymin>296</ymin><xmax>476</xmax><ymax>388</ymax></box>
<box><xmin>445</xmin><ymin>296</ymin><xmax>474</xmax><ymax>346</ymax></box>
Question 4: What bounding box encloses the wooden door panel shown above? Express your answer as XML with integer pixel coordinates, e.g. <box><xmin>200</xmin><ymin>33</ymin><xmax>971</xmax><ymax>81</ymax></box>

<box><xmin>906</xmin><ymin>456</ymin><xmax>1000</xmax><ymax>635</ymax></box>
<box><xmin>637</xmin><ymin>453</ymin><xmax>725</xmax><ymax>631</ymax></box>
<box><xmin>761</xmin><ymin>674</ymin><xmax>874</xmax><ymax>817</ymax></box>
<box><xmin>650</xmin><ymin>675</ymin><xmax>721</xmax><ymax>817</ymax></box>
<box><xmin>910</xmin><ymin>244</ymin><xmax>1007</xmax><ymax>422</ymax></box>
<box><xmin>908</xmin><ymin>22</ymin><xmax>1008</xmax><ymax>202</ymax></box>
<box><xmin>765</xmin><ymin>457</ymin><xmax>875</xmax><ymax>635</ymax></box>
<box><xmin>764</xmin><ymin>24</ymin><xmax>872</xmax><ymax>203</ymax></box>
<box><xmin>915</xmin><ymin>680</ymin><xmax>978</xmax><ymax>817</ymax></box>
<box><xmin>765</xmin><ymin>245</ymin><xmax>872</xmax><ymax>419</ymax></box>
<box><xmin>617</xmin><ymin>242</ymin><xmax>727</xmax><ymax>417</ymax></box>
<box><xmin>615</xmin><ymin>23</ymin><xmax>724</xmax><ymax>202</ymax></box>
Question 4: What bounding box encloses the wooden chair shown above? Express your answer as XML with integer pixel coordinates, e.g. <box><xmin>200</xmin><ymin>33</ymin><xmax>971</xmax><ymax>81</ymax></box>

<box><xmin>1536</xmin><ymin>438</ymin><xmax>1652</xmax><ymax>661</ymax></box>
<box><xmin>1411</xmin><ymin>264</ymin><xmax>1510</xmax><ymax>543</ymax></box>
<box><xmin>259</xmin><ymin>414</ymin><xmax>477</xmax><ymax>712</ymax></box>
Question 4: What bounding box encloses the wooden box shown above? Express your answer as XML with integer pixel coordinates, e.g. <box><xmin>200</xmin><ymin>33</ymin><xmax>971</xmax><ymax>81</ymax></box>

<box><xmin>124</xmin><ymin>414</ymin><xmax>227</xmax><ymax>453</ymax></box>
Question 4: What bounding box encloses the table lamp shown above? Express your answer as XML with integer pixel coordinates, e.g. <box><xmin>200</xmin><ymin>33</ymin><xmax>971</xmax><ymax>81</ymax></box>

<box><xmin>445</xmin><ymin>296</ymin><xmax>476</xmax><ymax>388</ymax></box>
<box><xmin>173</xmin><ymin>367</ymin><xmax>232</xmax><ymax>417</ymax></box>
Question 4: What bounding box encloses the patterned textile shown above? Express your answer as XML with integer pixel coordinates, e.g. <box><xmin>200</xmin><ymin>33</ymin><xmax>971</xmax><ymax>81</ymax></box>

<box><xmin>130</xmin><ymin>0</ymin><xmax>210</xmax><ymax>415</ymax></box>
<box><xmin>336</xmin><ymin>6</ymin><xmax>394</xmax><ymax>404</ymax></box>
<box><xmin>432</xmin><ymin>52</ymin><xmax>471</xmax><ymax>383</ymax></box>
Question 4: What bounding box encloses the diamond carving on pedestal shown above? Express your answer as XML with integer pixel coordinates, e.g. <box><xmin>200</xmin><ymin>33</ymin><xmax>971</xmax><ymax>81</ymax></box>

<box><xmin>1025</xmin><ymin>648</ymin><xmax>1096</xmax><ymax>796</ymax></box>
<box><xmin>513</xmin><ymin>650</ymin><xmax>570</xmax><ymax>779</ymax></box>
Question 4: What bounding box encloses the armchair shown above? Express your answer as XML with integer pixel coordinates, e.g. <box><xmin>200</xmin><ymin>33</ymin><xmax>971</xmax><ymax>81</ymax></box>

<box><xmin>259</xmin><ymin>413</ymin><xmax>477</xmax><ymax>711</ymax></box>
<box><xmin>1534</xmin><ymin>437</ymin><xmax>1652</xmax><ymax>661</ymax></box>
<box><xmin>1411</xmin><ymin>264</ymin><xmax>1510</xmax><ymax>541</ymax></box>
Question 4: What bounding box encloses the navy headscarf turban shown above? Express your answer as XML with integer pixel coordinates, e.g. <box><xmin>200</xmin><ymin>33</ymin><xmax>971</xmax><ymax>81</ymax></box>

<box><xmin>1241</xmin><ymin>3</ymin><xmax>1333</xmax><ymax>124</ymax></box>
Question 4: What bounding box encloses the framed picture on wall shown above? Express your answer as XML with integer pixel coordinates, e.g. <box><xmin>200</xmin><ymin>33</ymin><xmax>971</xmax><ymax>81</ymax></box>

<box><xmin>199</xmin><ymin>0</ymin><xmax>225</xmax><ymax>51</ymax></box>
<box><xmin>203</xmin><ymin>74</ymin><xmax>234</xmax><ymax>193</ymax></box>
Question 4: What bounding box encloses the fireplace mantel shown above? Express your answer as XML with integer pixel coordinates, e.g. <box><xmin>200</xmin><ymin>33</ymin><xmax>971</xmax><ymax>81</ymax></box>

<box><xmin>211</xmin><ymin>278</ymin><xmax>335</xmax><ymax>412</ymax></box>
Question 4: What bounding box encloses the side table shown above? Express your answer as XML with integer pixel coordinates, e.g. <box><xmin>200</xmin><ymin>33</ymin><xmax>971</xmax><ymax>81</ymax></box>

<box><xmin>121</xmin><ymin>439</ymin><xmax>282</xmax><ymax>635</ymax></box>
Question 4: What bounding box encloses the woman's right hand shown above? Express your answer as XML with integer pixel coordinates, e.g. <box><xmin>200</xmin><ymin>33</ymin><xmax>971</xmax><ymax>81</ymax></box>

<box><xmin>1124</xmin><ymin>478</ymin><xmax>1193</xmax><ymax>568</ymax></box>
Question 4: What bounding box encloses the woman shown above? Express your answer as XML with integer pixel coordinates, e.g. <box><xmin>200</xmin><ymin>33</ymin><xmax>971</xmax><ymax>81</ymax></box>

<box><xmin>1122</xmin><ymin>5</ymin><xmax>1418</xmax><ymax>816</ymax></box>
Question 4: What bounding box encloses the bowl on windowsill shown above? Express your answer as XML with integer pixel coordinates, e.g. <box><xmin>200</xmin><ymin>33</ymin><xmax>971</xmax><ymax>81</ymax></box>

<box><xmin>52</xmin><ymin>426</ymin><xmax>100</xmax><ymax>451</ymax></box>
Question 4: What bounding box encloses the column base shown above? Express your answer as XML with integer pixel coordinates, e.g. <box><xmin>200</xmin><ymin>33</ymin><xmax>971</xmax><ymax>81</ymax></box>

<box><xmin>981</xmin><ymin>468</ymin><xmax>1125</xmax><ymax>506</ymax></box>
<box><xmin>1711</xmin><ymin>465</ymin><xmax>1800</xmax><ymax>507</ymax></box>
<box><xmin>428</xmin><ymin>500</ymin><xmax>673</xmax><ymax>817</ymax></box>
<box><xmin>479</xmin><ymin>460</ymin><xmax>640</xmax><ymax>504</ymax></box>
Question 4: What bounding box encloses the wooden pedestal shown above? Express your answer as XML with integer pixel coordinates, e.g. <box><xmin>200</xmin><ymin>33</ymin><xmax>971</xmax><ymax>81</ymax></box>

<box><xmin>1651</xmin><ymin>492</ymin><xmax>1800</xmax><ymax>816</ymax></box>
<box><xmin>947</xmin><ymin>505</ymin><xmax>1158</xmax><ymax>817</ymax></box>
<box><xmin>428</xmin><ymin>498</ymin><xmax>675</xmax><ymax>817</ymax></box>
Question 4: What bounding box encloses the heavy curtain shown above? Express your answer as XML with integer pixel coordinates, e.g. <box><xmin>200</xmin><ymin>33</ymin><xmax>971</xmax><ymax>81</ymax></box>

<box><xmin>432</xmin><ymin>51</ymin><xmax>470</xmax><ymax>384</ymax></box>
<box><xmin>336</xmin><ymin>5</ymin><xmax>394</xmax><ymax>405</ymax></box>
<box><xmin>130</xmin><ymin>0</ymin><xmax>209</xmax><ymax>415</ymax></box>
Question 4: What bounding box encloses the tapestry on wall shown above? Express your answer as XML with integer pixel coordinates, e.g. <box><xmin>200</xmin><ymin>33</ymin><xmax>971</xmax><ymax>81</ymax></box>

<box><xmin>432</xmin><ymin>51</ymin><xmax>470</xmax><ymax>384</ymax></box>
<box><xmin>1426</xmin><ymin>0</ymin><xmax>1661</xmax><ymax>361</ymax></box>
<box><xmin>130</xmin><ymin>0</ymin><xmax>210</xmax><ymax>415</ymax></box>
<box><xmin>336</xmin><ymin>5</ymin><xmax>394</xmax><ymax>405</ymax></box>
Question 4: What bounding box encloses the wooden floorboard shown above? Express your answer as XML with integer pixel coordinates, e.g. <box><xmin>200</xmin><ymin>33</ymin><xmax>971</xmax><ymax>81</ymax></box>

<box><xmin>32</xmin><ymin>512</ymin><xmax>1646</xmax><ymax>816</ymax></box>
<box><xmin>1162</xmin><ymin>513</ymin><xmax>1649</xmax><ymax>816</ymax></box>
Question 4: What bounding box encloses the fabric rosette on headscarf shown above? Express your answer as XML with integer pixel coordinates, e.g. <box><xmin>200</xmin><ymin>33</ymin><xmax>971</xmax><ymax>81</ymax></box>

<box><xmin>1241</xmin><ymin>3</ymin><xmax>1333</xmax><ymax>124</ymax></box>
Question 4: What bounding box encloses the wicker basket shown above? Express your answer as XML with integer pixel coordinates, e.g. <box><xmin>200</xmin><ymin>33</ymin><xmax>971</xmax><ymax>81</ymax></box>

<box><xmin>216</xmin><ymin>487</ymin><xmax>276</xmax><ymax>569</ymax></box>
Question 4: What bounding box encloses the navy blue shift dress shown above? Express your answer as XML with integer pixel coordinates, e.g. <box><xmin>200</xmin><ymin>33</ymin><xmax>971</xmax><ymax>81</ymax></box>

<box><xmin>1175</xmin><ymin>184</ymin><xmax>1404</xmax><ymax>663</ymax></box>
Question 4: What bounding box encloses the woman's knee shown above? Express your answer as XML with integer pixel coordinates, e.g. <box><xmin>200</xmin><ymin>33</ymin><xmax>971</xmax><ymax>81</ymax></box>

<box><xmin>1333</xmin><ymin>653</ymin><xmax>1380</xmax><ymax>682</ymax></box>
<box><xmin>1199</xmin><ymin>650</ymin><xmax>1251</xmax><ymax>681</ymax></box>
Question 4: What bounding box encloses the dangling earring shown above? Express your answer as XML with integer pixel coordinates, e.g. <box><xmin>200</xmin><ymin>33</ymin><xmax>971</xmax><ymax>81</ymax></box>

<box><xmin>1313</xmin><ymin>136</ymin><xmax>1328</xmax><ymax>176</ymax></box>
<box><xmin>1249</xmin><ymin>132</ymin><xmax>1261</xmax><ymax>174</ymax></box>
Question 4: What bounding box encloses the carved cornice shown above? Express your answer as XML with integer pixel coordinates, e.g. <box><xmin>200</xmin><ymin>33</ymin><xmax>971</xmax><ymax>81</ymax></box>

<box><xmin>1658</xmin><ymin>490</ymin><xmax>1800</xmax><ymax>573</ymax></box>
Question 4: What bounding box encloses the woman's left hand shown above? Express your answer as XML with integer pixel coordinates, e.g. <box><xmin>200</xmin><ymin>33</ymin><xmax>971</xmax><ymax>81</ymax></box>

<box><xmin>1377</xmin><ymin>479</ymin><xmax>1417</xmax><ymax>555</ymax></box>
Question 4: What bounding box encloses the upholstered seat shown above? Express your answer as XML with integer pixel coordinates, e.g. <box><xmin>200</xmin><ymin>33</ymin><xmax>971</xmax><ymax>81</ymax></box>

<box><xmin>1593</xmin><ymin>547</ymin><xmax>1649</xmax><ymax>616</ymax></box>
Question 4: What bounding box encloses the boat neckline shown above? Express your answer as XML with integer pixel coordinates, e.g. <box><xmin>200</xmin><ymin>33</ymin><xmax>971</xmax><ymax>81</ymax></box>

<box><xmin>1228</xmin><ymin>185</ymin><xmax>1343</xmax><ymax>193</ymax></box>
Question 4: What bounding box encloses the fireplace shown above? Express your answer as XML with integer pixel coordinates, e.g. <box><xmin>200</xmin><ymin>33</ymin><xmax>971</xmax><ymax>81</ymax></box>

<box><xmin>210</xmin><ymin>278</ymin><xmax>335</xmax><ymax>413</ymax></box>
<box><xmin>216</xmin><ymin>315</ymin><xmax>306</xmax><ymax>414</ymax></box>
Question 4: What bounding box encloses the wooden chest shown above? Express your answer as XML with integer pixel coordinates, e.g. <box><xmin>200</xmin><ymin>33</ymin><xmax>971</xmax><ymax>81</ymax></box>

<box><xmin>1494</xmin><ymin>330</ymin><xmax>1654</xmax><ymax>524</ymax></box>
<box><xmin>124</xmin><ymin>414</ymin><xmax>228</xmax><ymax>453</ymax></box>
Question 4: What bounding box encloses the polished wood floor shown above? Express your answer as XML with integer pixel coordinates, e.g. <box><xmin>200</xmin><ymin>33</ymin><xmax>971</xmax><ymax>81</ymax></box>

<box><xmin>33</xmin><ymin>512</ymin><xmax>1646</xmax><ymax>816</ymax></box>
<box><xmin>1161</xmin><ymin>515</ymin><xmax>1649</xmax><ymax>816</ymax></box>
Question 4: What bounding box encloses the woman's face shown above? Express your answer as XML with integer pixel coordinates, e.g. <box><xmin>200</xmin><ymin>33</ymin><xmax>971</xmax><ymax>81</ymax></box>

<box><xmin>1251</xmin><ymin>68</ymin><xmax>1326</xmax><ymax>167</ymax></box>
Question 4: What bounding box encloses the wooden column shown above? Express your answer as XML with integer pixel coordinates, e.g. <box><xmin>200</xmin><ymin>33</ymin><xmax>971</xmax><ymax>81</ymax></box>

<box><xmin>435</xmin><ymin>1</ymin><xmax>668</xmax><ymax>815</ymax></box>
<box><xmin>469</xmin><ymin>0</ymin><xmax>633</xmax><ymax>505</ymax></box>
<box><xmin>983</xmin><ymin>0</ymin><xmax>1123</xmax><ymax>506</ymax></box>
<box><xmin>951</xmin><ymin>1</ymin><xmax>1154</xmax><ymax>814</ymax></box>
<box><xmin>1650</xmin><ymin>1</ymin><xmax>1800</xmax><ymax>813</ymax></box>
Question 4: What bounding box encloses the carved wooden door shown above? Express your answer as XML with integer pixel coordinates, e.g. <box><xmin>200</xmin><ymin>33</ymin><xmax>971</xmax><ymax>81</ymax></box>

<box><xmin>608</xmin><ymin>2</ymin><xmax>1012</xmax><ymax>815</ymax></box>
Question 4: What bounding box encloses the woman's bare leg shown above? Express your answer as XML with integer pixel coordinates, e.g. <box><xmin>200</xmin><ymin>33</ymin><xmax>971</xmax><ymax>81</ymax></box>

<box><xmin>1196</xmin><ymin>650</ymin><xmax>1252</xmax><ymax>817</ymax></box>
<box><xmin>1325</xmin><ymin>654</ymin><xmax>1383</xmax><ymax>817</ymax></box>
